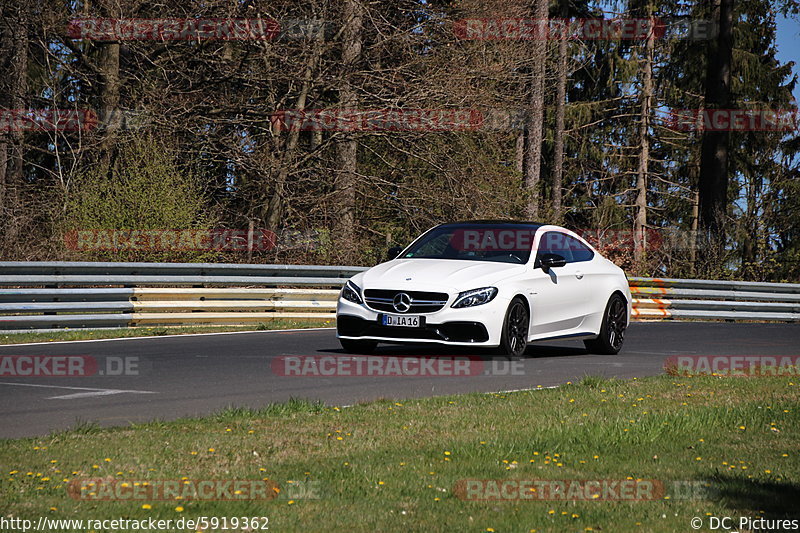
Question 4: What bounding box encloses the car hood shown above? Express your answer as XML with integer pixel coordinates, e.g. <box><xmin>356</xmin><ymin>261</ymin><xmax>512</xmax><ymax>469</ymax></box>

<box><xmin>357</xmin><ymin>259</ymin><xmax>525</xmax><ymax>293</ymax></box>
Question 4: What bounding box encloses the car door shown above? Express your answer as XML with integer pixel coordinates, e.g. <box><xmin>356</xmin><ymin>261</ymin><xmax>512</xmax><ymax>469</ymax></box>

<box><xmin>527</xmin><ymin>231</ymin><xmax>586</xmax><ymax>337</ymax></box>
<box><xmin>560</xmin><ymin>233</ymin><xmax>597</xmax><ymax>325</ymax></box>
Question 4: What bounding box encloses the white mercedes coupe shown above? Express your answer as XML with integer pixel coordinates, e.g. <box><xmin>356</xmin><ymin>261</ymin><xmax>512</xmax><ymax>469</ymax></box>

<box><xmin>336</xmin><ymin>221</ymin><xmax>631</xmax><ymax>358</ymax></box>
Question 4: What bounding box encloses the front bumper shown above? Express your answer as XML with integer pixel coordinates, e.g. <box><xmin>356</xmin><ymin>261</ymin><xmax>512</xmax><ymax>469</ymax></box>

<box><xmin>336</xmin><ymin>296</ymin><xmax>508</xmax><ymax>346</ymax></box>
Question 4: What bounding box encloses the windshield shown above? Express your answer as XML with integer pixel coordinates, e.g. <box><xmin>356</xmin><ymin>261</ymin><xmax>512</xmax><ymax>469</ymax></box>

<box><xmin>400</xmin><ymin>223</ymin><xmax>542</xmax><ymax>264</ymax></box>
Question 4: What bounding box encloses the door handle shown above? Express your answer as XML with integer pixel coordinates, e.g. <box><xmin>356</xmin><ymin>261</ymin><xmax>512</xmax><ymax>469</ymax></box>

<box><xmin>575</xmin><ymin>270</ymin><xmax>584</xmax><ymax>280</ymax></box>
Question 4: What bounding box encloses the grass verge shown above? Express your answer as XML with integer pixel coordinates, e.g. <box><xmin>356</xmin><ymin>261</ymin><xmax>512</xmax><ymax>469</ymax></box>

<box><xmin>0</xmin><ymin>321</ymin><xmax>331</xmax><ymax>345</ymax></box>
<box><xmin>0</xmin><ymin>375</ymin><xmax>798</xmax><ymax>532</ymax></box>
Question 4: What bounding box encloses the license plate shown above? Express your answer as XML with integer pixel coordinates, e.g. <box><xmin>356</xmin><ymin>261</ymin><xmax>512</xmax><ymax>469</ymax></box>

<box><xmin>380</xmin><ymin>314</ymin><xmax>423</xmax><ymax>327</ymax></box>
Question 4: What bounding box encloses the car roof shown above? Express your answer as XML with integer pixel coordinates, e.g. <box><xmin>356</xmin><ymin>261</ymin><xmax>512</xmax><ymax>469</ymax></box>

<box><xmin>437</xmin><ymin>220</ymin><xmax>546</xmax><ymax>228</ymax></box>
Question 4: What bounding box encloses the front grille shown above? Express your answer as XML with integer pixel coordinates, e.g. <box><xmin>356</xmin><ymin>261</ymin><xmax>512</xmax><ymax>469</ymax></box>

<box><xmin>363</xmin><ymin>289</ymin><xmax>449</xmax><ymax>314</ymax></box>
<box><xmin>337</xmin><ymin>315</ymin><xmax>489</xmax><ymax>343</ymax></box>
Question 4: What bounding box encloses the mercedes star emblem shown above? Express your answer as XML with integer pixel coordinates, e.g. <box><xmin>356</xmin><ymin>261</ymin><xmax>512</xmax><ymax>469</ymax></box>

<box><xmin>392</xmin><ymin>292</ymin><xmax>413</xmax><ymax>313</ymax></box>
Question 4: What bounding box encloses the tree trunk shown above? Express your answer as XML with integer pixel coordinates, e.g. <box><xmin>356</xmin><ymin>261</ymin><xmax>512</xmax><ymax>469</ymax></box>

<box><xmin>0</xmin><ymin>2</ymin><xmax>28</xmax><ymax>248</ymax></box>
<box><xmin>741</xmin><ymin>173</ymin><xmax>760</xmax><ymax>276</ymax></box>
<box><xmin>0</xmin><ymin>6</ymin><xmax>11</xmax><ymax>231</ymax></box>
<box><xmin>97</xmin><ymin>41</ymin><xmax>121</xmax><ymax>169</ymax></box>
<box><xmin>523</xmin><ymin>0</ymin><xmax>549</xmax><ymax>220</ymax></box>
<box><xmin>698</xmin><ymin>0</ymin><xmax>733</xmax><ymax>238</ymax></box>
<box><xmin>551</xmin><ymin>7</ymin><xmax>568</xmax><ymax>223</ymax></box>
<box><xmin>334</xmin><ymin>0</ymin><xmax>364</xmax><ymax>250</ymax></box>
<box><xmin>634</xmin><ymin>9</ymin><xmax>654</xmax><ymax>262</ymax></box>
<box><xmin>690</xmin><ymin>188</ymin><xmax>699</xmax><ymax>276</ymax></box>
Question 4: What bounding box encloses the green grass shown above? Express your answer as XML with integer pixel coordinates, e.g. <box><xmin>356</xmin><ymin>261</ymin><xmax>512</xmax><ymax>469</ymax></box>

<box><xmin>0</xmin><ymin>321</ymin><xmax>331</xmax><ymax>345</ymax></box>
<box><xmin>1</xmin><ymin>375</ymin><xmax>798</xmax><ymax>532</ymax></box>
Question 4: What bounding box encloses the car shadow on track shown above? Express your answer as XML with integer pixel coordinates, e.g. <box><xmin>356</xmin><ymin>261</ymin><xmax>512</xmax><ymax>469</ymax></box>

<box><xmin>318</xmin><ymin>343</ymin><xmax>589</xmax><ymax>359</ymax></box>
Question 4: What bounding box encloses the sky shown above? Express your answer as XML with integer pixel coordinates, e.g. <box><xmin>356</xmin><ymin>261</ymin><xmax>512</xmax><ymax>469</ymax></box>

<box><xmin>775</xmin><ymin>14</ymin><xmax>800</xmax><ymax>104</ymax></box>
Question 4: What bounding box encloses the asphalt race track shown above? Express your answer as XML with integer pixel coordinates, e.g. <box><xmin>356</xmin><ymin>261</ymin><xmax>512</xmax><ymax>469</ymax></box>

<box><xmin>0</xmin><ymin>322</ymin><xmax>797</xmax><ymax>438</ymax></box>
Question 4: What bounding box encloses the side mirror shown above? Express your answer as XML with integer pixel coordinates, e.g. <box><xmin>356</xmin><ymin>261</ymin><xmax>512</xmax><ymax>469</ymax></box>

<box><xmin>539</xmin><ymin>253</ymin><xmax>567</xmax><ymax>272</ymax></box>
<box><xmin>387</xmin><ymin>246</ymin><xmax>404</xmax><ymax>261</ymax></box>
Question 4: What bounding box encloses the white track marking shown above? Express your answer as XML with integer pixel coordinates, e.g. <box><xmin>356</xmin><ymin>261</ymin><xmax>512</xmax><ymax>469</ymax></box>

<box><xmin>0</xmin><ymin>381</ymin><xmax>156</xmax><ymax>400</ymax></box>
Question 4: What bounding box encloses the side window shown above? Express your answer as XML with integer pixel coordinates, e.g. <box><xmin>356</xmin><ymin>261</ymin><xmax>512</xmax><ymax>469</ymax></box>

<box><xmin>564</xmin><ymin>235</ymin><xmax>594</xmax><ymax>263</ymax></box>
<box><xmin>536</xmin><ymin>231</ymin><xmax>573</xmax><ymax>262</ymax></box>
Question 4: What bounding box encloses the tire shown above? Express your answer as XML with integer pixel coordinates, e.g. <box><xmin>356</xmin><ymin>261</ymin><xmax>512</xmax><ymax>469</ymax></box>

<box><xmin>339</xmin><ymin>338</ymin><xmax>378</xmax><ymax>354</ymax></box>
<box><xmin>584</xmin><ymin>293</ymin><xmax>627</xmax><ymax>355</ymax></box>
<box><xmin>496</xmin><ymin>297</ymin><xmax>529</xmax><ymax>360</ymax></box>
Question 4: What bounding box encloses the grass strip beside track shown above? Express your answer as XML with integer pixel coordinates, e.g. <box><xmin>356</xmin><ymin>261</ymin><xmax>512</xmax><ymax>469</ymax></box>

<box><xmin>0</xmin><ymin>375</ymin><xmax>798</xmax><ymax>532</ymax></box>
<box><xmin>0</xmin><ymin>321</ymin><xmax>330</xmax><ymax>345</ymax></box>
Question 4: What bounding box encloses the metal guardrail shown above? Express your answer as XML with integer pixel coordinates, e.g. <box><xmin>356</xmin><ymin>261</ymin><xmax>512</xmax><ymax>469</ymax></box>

<box><xmin>0</xmin><ymin>261</ymin><xmax>364</xmax><ymax>287</ymax></box>
<box><xmin>628</xmin><ymin>277</ymin><xmax>800</xmax><ymax>322</ymax></box>
<box><xmin>0</xmin><ymin>263</ymin><xmax>797</xmax><ymax>330</ymax></box>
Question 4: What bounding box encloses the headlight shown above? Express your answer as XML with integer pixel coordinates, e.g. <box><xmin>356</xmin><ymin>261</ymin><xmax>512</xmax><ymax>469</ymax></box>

<box><xmin>451</xmin><ymin>287</ymin><xmax>498</xmax><ymax>308</ymax></box>
<box><xmin>341</xmin><ymin>280</ymin><xmax>363</xmax><ymax>304</ymax></box>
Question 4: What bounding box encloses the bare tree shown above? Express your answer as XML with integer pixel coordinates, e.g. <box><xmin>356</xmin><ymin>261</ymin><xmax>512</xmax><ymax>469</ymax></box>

<box><xmin>551</xmin><ymin>3</ymin><xmax>569</xmax><ymax>222</ymax></box>
<box><xmin>334</xmin><ymin>0</ymin><xmax>364</xmax><ymax>251</ymax></box>
<box><xmin>634</xmin><ymin>5</ymin><xmax>654</xmax><ymax>262</ymax></box>
<box><xmin>523</xmin><ymin>0</ymin><xmax>549</xmax><ymax>219</ymax></box>
<box><xmin>0</xmin><ymin>1</ymin><xmax>29</xmax><ymax>249</ymax></box>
